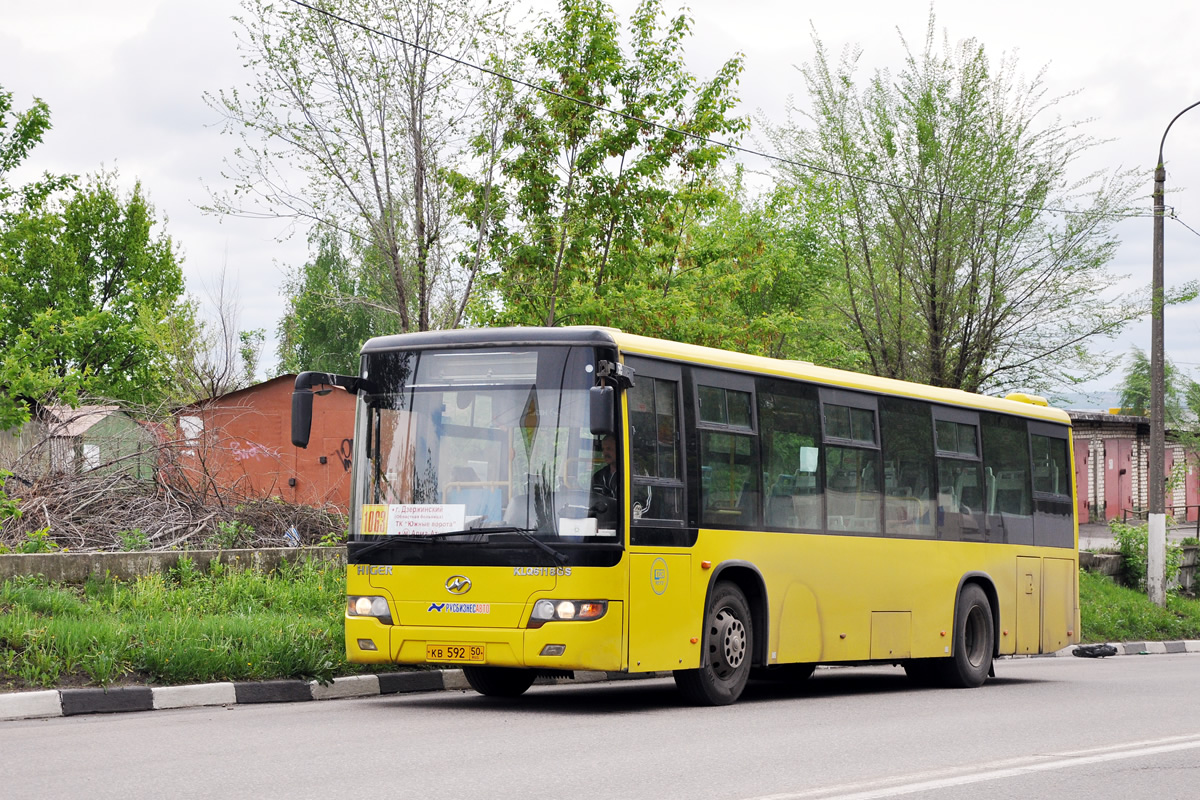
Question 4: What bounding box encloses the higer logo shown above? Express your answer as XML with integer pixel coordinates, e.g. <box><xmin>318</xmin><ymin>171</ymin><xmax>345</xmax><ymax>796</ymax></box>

<box><xmin>445</xmin><ymin>575</ymin><xmax>472</xmax><ymax>595</ymax></box>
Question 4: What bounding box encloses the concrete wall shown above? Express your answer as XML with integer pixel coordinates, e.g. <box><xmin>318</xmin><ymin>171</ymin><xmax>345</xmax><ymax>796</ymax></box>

<box><xmin>0</xmin><ymin>547</ymin><xmax>346</xmax><ymax>584</ymax></box>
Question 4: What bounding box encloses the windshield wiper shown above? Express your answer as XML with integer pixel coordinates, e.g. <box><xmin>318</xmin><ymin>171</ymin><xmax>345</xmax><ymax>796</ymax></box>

<box><xmin>488</xmin><ymin>527</ymin><xmax>570</xmax><ymax>566</ymax></box>
<box><xmin>350</xmin><ymin>526</ymin><xmax>569</xmax><ymax>565</ymax></box>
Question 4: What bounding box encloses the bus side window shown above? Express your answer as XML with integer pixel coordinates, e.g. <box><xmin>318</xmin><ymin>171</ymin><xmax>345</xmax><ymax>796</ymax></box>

<box><xmin>695</xmin><ymin>375</ymin><xmax>759</xmax><ymax>529</ymax></box>
<box><xmin>879</xmin><ymin>397</ymin><xmax>935</xmax><ymax>538</ymax></box>
<box><xmin>758</xmin><ymin>381</ymin><xmax>822</xmax><ymax>532</ymax></box>
<box><xmin>981</xmin><ymin>413</ymin><xmax>1033</xmax><ymax>545</ymax></box>
<box><xmin>1030</xmin><ymin>427</ymin><xmax>1073</xmax><ymax>548</ymax></box>
<box><xmin>628</xmin><ymin>373</ymin><xmax>685</xmax><ymax>524</ymax></box>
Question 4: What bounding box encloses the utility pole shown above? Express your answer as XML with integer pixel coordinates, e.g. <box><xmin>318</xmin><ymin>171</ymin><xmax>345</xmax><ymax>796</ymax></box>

<box><xmin>1149</xmin><ymin>100</ymin><xmax>1200</xmax><ymax>607</ymax></box>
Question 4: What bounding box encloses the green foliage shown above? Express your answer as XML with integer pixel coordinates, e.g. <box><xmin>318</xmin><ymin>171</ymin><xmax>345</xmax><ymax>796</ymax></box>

<box><xmin>0</xmin><ymin>87</ymin><xmax>74</xmax><ymax>223</ymax></box>
<box><xmin>1109</xmin><ymin>520</ymin><xmax>1182</xmax><ymax>592</ymax></box>
<box><xmin>1080</xmin><ymin>570</ymin><xmax>1200</xmax><ymax>643</ymax></box>
<box><xmin>276</xmin><ymin>235</ymin><xmax>394</xmax><ymax>376</ymax></box>
<box><xmin>204</xmin><ymin>521</ymin><xmax>255</xmax><ymax>551</ymax></box>
<box><xmin>463</xmin><ymin>0</ymin><xmax>750</xmax><ymax>334</ymax></box>
<box><xmin>0</xmin><ymin>558</ymin><xmax>362</xmax><ymax>689</ymax></box>
<box><xmin>768</xmin><ymin>12</ymin><xmax>1142</xmax><ymax>394</ymax></box>
<box><xmin>318</xmin><ymin>527</ymin><xmax>348</xmax><ymax>548</ymax></box>
<box><xmin>0</xmin><ymin>469</ymin><xmax>22</xmax><ymax>527</ymax></box>
<box><xmin>8</xmin><ymin>527</ymin><xmax>59</xmax><ymax>554</ymax></box>
<box><xmin>1</xmin><ymin>163</ymin><xmax>189</xmax><ymax>422</ymax></box>
<box><xmin>1114</xmin><ymin>347</ymin><xmax>1199</xmax><ymax>425</ymax></box>
<box><xmin>118</xmin><ymin>529</ymin><xmax>151</xmax><ymax>552</ymax></box>
<box><xmin>211</xmin><ymin>0</ymin><xmax>509</xmax><ymax>336</ymax></box>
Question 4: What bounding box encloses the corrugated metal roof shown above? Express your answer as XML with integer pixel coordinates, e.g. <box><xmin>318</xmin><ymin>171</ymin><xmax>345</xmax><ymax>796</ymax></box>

<box><xmin>45</xmin><ymin>405</ymin><xmax>121</xmax><ymax>438</ymax></box>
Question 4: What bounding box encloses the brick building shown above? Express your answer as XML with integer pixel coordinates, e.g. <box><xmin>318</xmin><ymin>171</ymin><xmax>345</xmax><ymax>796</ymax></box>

<box><xmin>174</xmin><ymin>375</ymin><xmax>357</xmax><ymax>510</ymax></box>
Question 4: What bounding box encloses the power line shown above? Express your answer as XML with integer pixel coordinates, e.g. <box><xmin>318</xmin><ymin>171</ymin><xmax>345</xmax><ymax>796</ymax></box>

<box><xmin>1170</xmin><ymin>214</ymin><xmax>1200</xmax><ymax>241</ymax></box>
<box><xmin>286</xmin><ymin>0</ymin><xmax>1146</xmax><ymax>221</ymax></box>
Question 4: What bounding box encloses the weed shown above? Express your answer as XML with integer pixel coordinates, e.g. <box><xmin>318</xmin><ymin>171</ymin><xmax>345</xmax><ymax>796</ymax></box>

<box><xmin>205</xmin><ymin>520</ymin><xmax>254</xmax><ymax>550</ymax></box>
<box><xmin>15</xmin><ymin>527</ymin><xmax>60</xmax><ymax>554</ymax></box>
<box><xmin>118</xmin><ymin>529</ymin><xmax>151</xmax><ymax>551</ymax></box>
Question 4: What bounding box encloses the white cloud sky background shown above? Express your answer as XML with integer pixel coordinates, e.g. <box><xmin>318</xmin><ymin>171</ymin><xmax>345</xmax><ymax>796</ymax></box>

<box><xmin>3</xmin><ymin>0</ymin><xmax>1199</xmax><ymax>404</ymax></box>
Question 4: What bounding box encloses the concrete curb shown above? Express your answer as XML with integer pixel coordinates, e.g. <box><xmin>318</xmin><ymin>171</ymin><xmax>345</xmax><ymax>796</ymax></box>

<box><xmin>3</xmin><ymin>641</ymin><xmax>1196</xmax><ymax>721</ymax></box>
<box><xmin>0</xmin><ymin>668</ymin><xmax>673</xmax><ymax>722</ymax></box>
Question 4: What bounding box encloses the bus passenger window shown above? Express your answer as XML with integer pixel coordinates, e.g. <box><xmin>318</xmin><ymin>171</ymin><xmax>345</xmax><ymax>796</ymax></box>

<box><xmin>758</xmin><ymin>384</ymin><xmax>822</xmax><ymax>532</ymax></box>
<box><xmin>879</xmin><ymin>397</ymin><xmax>935</xmax><ymax>538</ymax></box>
<box><xmin>696</xmin><ymin>379</ymin><xmax>759</xmax><ymax>529</ymax></box>
<box><xmin>981</xmin><ymin>413</ymin><xmax>1032</xmax><ymax>545</ymax></box>
<box><xmin>933</xmin><ymin>410</ymin><xmax>982</xmax><ymax>541</ymax></box>
<box><xmin>1031</xmin><ymin>430</ymin><xmax>1073</xmax><ymax>548</ymax></box>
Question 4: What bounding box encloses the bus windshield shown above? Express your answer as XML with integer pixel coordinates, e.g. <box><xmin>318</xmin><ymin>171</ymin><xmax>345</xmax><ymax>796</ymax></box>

<box><xmin>351</xmin><ymin>345</ymin><xmax>618</xmax><ymax>542</ymax></box>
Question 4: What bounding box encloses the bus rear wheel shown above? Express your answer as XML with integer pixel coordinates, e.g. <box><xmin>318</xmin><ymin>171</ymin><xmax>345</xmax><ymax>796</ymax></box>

<box><xmin>674</xmin><ymin>582</ymin><xmax>753</xmax><ymax>706</ymax></box>
<box><xmin>462</xmin><ymin>666</ymin><xmax>536</xmax><ymax>698</ymax></box>
<box><xmin>939</xmin><ymin>584</ymin><xmax>994</xmax><ymax>688</ymax></box>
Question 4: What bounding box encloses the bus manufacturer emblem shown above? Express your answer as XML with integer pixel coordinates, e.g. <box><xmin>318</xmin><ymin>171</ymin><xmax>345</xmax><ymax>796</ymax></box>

<box><xmin>445</xmin><ymin>575</ymin><xmax>472</xmax><ymax>595</ymax></box>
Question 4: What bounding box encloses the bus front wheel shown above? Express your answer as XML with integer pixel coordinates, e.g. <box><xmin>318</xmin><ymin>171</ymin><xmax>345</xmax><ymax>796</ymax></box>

<box><xmin>940</xmin><ymin>583</ymin><xmax>994</xmax><ymax>688</ymax></box>
<box><xmin>674</xmin><ymin>582</ymin><xmax>753</xmax><ymax>706</ymax></box>
<box><xmin>462</xmin><ymin>666</ymin><xmax>536</xmax><ymax>698</ymax></box>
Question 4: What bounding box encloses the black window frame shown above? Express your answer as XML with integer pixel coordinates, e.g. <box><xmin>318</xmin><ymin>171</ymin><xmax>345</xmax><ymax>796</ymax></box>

<box><xmin>624</xmin><ymin>357</ymin><xmax>688</xmax><ymax>531</ymax></box>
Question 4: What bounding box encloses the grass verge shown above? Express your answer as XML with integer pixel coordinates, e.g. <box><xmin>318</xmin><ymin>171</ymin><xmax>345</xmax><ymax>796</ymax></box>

<box><xmin>3</xmin><ymin>564</ymin><xmax>1198</xmax><ymax>692</ymax></box>
<box><xmin>0</xmin><ymin>556</ymin><xmax>399</xmax><ymax>692</ymax></box>
<box><xmin>1079</xmin><ymin>570</ymin><xmax>1200</xmax><ymax>642</ymax></box>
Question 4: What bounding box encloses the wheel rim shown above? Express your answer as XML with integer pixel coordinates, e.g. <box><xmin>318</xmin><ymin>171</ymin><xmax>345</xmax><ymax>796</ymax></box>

<box><xmin>711</xmin><ymin>606</ymin><xmax>747</xmax><ymax>678</ymax></box>
<box><xmin>963</xmin><ymin>605</ymin><xmax>988</xmax><ymax>668</ymax></box>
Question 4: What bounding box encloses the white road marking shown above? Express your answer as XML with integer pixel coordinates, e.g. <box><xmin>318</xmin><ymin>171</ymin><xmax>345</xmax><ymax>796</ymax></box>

<box><xmin>746</xmin><ymin>733</ymin><xmax>1200</xmax><ymax>800</ymax></box>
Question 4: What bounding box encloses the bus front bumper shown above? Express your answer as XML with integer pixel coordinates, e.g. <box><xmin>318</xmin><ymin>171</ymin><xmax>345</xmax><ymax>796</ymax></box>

<box><xmin>346</xmin><ymin>602</ymin><xmax>624</xmax><ymax>672</ymax></box>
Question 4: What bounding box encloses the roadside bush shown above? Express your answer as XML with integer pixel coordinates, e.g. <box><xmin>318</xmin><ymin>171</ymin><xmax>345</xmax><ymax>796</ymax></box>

<box><xmin>1109</xmin><ymin>520</ymin><xmax>1182</xmax><ymax>591</ymax></box>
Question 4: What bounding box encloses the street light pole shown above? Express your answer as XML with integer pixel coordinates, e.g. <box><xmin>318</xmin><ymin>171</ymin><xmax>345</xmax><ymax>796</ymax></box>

<box><xmin>1149</xmin><ymin>100</ymin><xmax>1200</xmax><ymax>607</ymax></box>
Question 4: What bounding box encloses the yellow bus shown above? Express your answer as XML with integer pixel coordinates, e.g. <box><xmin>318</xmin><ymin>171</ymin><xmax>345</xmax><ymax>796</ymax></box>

<box><xmin>291</xmin><ymin>327</ymin><xmax>1079</xmax><ymax>705</ymax></box>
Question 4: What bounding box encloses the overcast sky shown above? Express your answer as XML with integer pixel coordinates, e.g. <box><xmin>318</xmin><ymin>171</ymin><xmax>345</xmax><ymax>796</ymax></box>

<box><xmin>3</xmin><ymin>0</ymin><xmax>1199</xmax><ymax>403</ymax></box>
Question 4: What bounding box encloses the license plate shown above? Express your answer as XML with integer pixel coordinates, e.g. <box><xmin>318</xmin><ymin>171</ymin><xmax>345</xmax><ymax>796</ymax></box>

<box><xmin>426</xmin><ymin>643</ymin><xmax>486</xmax><ymax>663</ymax></box>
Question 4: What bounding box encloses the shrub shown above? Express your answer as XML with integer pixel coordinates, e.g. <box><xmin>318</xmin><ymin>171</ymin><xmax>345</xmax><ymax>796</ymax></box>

<box><xmin>1109</xmin><ymin>520</ymin><xmax>1182</xmax><ymax>591</ymax></box>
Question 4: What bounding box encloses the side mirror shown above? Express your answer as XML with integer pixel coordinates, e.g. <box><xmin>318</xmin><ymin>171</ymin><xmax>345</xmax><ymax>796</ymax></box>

<box><xmin>589</xmin><ymin>386</ymin><xmax>615</xmax><ymax>437</ymax></box>
<box><xmin>291</xmin><ymin>390</ymin><xmax>314</xmax><ymax>448</ymax></box>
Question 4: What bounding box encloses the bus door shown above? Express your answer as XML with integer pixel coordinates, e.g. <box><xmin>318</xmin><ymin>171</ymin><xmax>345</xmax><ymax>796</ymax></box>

<box><xmin>624</xmin><ymin>358</ymin><xmax>696</xmax><ymax>672</ymax></box>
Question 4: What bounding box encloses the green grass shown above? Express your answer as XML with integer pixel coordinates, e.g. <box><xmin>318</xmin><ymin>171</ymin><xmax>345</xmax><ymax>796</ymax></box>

<box><xmin>0</xmin><ymin>556</ymin><xmax>400</xmax><ymax>691</ymax></box>
<box><xmin>3</xmin><ymin>563</ymin><xmax>1198</xmax><ymax>691</ymax></box>
<box><xmin>1080</xmin><ymin>570</ymin><xmax>1200</xmax><ymax>642</ymax></box>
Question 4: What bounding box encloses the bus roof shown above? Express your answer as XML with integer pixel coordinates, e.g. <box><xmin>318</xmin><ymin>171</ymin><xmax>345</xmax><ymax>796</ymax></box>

<box><xmin>360</xmin><ymin>326</ymin><xmax>1071</xmax><ymax>426</ymax></box>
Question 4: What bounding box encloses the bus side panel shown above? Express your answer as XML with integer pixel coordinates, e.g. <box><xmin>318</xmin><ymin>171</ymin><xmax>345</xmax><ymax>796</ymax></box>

<box><xmin>1042</xmin><ymin>556</ymin><xmax>1078</xmax><ymax>652</ymax></box>
<box><xmin>1015</xmin><ymin>556</ymin><xmax>1042</xmax><ymax>654</ymax></box>
<box><xmin>627</xmin><ymin>553</ymin><xmax>694</xmax><ymax>672</ymax></box>
<box><xmin>774</xmin><ymin>582</ymin><xmax>822</xmax><ymax>663</ymax></box>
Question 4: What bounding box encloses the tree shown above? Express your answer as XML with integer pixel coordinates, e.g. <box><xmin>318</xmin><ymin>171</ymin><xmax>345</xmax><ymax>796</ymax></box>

<box><xmin>589</xmin><ymin>170</ymin><xmax>853</xmax><ymax>366</ymax></box>
<box><xmin>2</xmin><ymin>167</ymin><xmax>188</xmax><ymax>429</ymax></box>
<box><xmin>767</xmin><ymin>14</ymin><xmax>1145</xmax><ymax>394</ymax></box>
<box><xmin>1115</xmin><ymin>347</ymin><xmax>1198</xmax><ymax>426</ymax></box>
<box><xmin>0</xmin><ymin>87</ymin><xmax>73</xmax><ymax>226</ymax></box>
<box><xmin>276</xmin><ymin>234</ymin><xmax>396</xmax><ymax>375</ymax></box>
<box><xmin>461</xmin><ymin>0</ymin><xmax>748</xmax><ymax>329</ymax></box>
<box><xmin>0</xmin><ymin>86</ymin><xmax>77</xmax><ymax>433</ymax></box>
<box><xmin>207</xmin><ymin>0</ymin><xmax>511</xmax><ymax>335</ymax></box>
<box><xmin>157</xmin><ymin>268</ymin><xmax>267</xmax><ymax>404</ymax></box>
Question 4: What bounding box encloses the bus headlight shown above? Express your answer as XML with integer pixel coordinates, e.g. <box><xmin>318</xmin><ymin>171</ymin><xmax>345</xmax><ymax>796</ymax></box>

<box><xmin>347</xmin><ymin>595</ymin><xmax>393</xmax><ymax>625</ymax></box>
<box><xmin>529</xmin><ymin>599</ymin><xmax>607</xmax><ymax>629</ymax></box>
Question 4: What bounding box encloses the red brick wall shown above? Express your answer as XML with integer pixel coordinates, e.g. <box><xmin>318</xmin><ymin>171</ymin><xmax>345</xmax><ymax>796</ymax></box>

<box><xmin>176</xmin><ymin>376</ymin><xmax>356</xmax><ymax>511</ymax></box>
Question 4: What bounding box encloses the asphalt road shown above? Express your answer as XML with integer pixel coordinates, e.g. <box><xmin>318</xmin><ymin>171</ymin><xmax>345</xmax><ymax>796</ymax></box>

<box><xmin>3</xmin><ymin>655</ymin><xmax>1198</xmax><ymax>800</ymax></box>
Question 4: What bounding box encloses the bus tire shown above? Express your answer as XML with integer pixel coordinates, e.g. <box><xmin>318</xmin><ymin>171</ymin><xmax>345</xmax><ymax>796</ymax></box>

<box><xmin>939</xmin><ymin>583</ymin><xmax>994</xmax><ymax>688</ymax></box>
<box><xmin>674</xmin><ymin>582</ymin><xmax>753</xmax><ymax>706</ymax></box>
<box><xmin>462</xmin><ymin>666</ymin><xmax>536</xmax><ymax>698</ymax></box>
